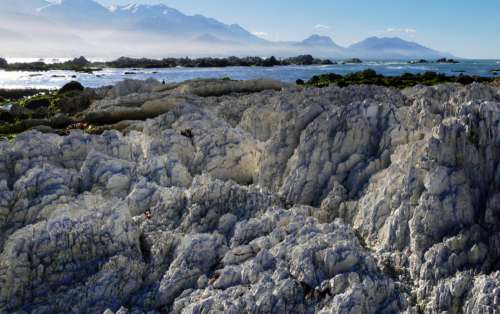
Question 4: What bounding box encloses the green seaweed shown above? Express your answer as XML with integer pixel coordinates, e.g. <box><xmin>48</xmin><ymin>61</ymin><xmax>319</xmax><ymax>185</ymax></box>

<box><xmin>20</xmin><ymin>93</ymin><xmax>61</xmax><ymax>118</ymax></box>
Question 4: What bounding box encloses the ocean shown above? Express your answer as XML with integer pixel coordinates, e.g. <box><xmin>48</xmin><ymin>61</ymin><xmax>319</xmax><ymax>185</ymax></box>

<box><xmin>0</xmin><ymin>59</ymin><xmax>499</xmax><ymax>89</ymax></box>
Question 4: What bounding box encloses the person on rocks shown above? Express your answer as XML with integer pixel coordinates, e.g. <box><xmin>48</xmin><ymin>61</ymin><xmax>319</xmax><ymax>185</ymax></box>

<box><xmin>144</xmin><ymin>209</ymin><xmax>152</xmax><ymax>220</ymax></box>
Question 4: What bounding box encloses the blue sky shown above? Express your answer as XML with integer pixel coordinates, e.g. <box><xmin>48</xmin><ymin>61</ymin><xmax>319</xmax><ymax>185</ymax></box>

<box><xmin>96</xmin><ymin>0</ymin><xmax>500</xmax><ymax>58</ymax></box>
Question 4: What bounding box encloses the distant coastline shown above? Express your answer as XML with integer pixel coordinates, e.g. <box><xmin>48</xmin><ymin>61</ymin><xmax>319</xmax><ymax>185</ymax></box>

<box><xmin>0</xmin><ymin>55</ymin><xmax>469</xmax><ymax>73</ymax></box>
<box><xmin>1</xmin><ymin>56</ymin><xmax>499</xmax><ymax>90</ymax></box>
<box><xmin>0</xmin><ymin>55</ymin><xmax>337</xmax><ymax>73</ymax></box>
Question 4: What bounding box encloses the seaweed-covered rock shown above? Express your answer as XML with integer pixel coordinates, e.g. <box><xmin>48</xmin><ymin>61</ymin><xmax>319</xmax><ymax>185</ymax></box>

<box><xmin>58</xmin><ymin>89</ymin><xmax>96</xmax><ymax>113</ymax></box>
<box><xmin>24</xmin><ymin>96</ymin><xmax>51</xmax><ymax>110</ymax></box>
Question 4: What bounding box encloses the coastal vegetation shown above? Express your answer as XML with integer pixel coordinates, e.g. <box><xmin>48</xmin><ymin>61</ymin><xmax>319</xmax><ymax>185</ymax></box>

<box><xmin>302</xmin><ymin>69</ymin><xmax>495</xmax><ymax>88</ymax></box>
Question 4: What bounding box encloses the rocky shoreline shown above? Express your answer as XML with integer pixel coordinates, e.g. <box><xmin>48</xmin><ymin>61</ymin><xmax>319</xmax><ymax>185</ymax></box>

<box><xmin>0</xmin><ymin>55</ymin><xmax>336</xmax><ymax>73</ymax></box>
<box><xmin>0</xmin><ymin>77</ymin><xmax>499</xmax><ymax>313</ymax></box>
<box><xmin>1</xmin><ymin>71</ymin><xmax>497</xmax><ymax>138</ymax></box>
<box><xmin>0</xmin><ymin>56</ymin><xmax>474</xmax><ymax>73</ymax></box>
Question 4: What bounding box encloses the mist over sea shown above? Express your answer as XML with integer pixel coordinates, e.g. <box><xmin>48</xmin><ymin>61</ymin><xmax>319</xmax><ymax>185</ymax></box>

<box><xmin>1</xmin><ymin>59</ymin><xmax>499</xmax><ymax>89</ymax></box>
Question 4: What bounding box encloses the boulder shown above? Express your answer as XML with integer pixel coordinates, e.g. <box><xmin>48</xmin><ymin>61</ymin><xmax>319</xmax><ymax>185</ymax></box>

<box><xmin>59</xmin><ymin>81</ymin><xmax>84</xmax><ymax>94</ymax></box>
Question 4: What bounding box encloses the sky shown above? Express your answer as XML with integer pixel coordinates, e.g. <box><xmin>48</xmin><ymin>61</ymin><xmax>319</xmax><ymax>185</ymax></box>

<box><xmin>95</xmin><ymin>0</ymin><xmax>500</xmax><ymax>59</ymax></box>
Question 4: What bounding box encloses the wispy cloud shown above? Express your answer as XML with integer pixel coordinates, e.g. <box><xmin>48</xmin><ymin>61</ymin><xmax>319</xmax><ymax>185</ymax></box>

<box><xmin>386</xmin><ymin>27</ymin><xmax>417</xmax><ymax>34</ymax></box>
<box><xmin>251</xmin><ymin>31</ymin><xmax>269</xmax><ymax>38</ymax></box>
<box><xmin>314</xmin><ymin>24</ymin><xmax>330</xmax><ymax>30</ymax></box>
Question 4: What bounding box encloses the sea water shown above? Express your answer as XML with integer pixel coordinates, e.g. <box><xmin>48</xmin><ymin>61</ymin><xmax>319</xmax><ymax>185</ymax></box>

<box><xmin>0</xmin><ymin>59</ymin><xmax>498</xmax><ymax>89</ymax></box>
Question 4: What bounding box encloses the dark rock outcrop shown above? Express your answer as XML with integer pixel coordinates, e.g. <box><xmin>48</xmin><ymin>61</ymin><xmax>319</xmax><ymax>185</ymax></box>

<box><xmin>437</xmin><ymin>58</ymin><xmax>459</xmax><ymax>63</ymax></box>
<box><xmin>59</xmin><ymin>81</ymin><xmax>85</xmax><ymax>94</ymax></box>
<box><xmin>344</xmin><ymin>58</ymin><xmax>363</xmax><ymax>64</ymax></box>
<box><xmin>409</xmin><ymin>59</ymin><xmax>428</xmax><ymax>64</ymax></box>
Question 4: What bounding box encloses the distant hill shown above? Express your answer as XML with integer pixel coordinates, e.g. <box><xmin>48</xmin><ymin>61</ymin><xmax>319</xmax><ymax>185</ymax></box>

<box><xmin>347</xmin><ymin>37</ymin><xmax>452</xmax><ymax>59</ymax></box>
<box><xmin>299</xmin><ymin>35</ymin><xmax>342</xmax><ymax>48</ymax></box>
<box><xmin>0</xmin><ymin>0</ymin><xmax>453</xmax><ymax>59</ymax></box>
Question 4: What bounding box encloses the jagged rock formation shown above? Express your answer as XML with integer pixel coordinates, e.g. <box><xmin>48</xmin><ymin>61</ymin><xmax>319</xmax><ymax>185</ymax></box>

<box><xmin>0</xmin><ymin>79</ymin><xmax>499</xmax><ymax>313</ymax></box>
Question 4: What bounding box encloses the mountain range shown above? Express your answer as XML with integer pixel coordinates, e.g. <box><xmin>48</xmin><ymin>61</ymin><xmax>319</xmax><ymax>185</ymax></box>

<box><xmin>0</xmin><ymin>0</ymin><xmax>453</xmax><ymax>59</ymax></box>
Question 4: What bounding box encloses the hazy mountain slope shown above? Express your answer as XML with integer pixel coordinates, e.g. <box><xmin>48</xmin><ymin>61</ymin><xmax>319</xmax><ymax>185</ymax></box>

<box><xmin>347</xmin><ymin>36</ymin><xmax>451</xmax><ymax>59</ymax></box>
<box><xmin>38</xmin><ymin>0</ymin><xmax>263</xmax><ymax>43</ymax></box>
<box><xmin>299</xmin><ymin>35</ymin><xmax>342</xmax><ymax>48</ymax></box>
<box><xmin>39</xmin><ymin>0</ymin><xmax>113</xmax><ymax>26</ymax></box>
<box><xmin>0</xmin><ymin>0</ymin><xmax>50</xmax><ymax>14</ymax></box>
<box><xmin>0</xmin><ymin>10</ymin><xmax>93</xmax><ymax>57</ymax></box>
<box><xmin>290</xmin><ymin>34</ymin><xmax>346</xmax><ymax>58</ymax></box>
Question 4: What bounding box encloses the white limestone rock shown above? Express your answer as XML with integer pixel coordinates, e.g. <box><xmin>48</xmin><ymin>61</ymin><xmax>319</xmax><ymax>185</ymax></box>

<box><xmin>0</xmin><ymin>81</ymin><xmax>499</xmax><ymax>313</ymax></box>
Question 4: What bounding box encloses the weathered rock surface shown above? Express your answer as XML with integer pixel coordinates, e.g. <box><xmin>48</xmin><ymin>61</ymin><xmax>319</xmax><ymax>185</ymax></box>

<box><xmin>0</xmin><ymin>80</ymin><xmax>499</xmax><ymax>313</ymax></box>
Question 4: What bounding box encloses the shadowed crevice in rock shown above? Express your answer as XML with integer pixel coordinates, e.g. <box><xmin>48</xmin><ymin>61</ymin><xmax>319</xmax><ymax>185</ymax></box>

<box><xmin>139</xmin><ymin>234</ymin><xmax>152</xmax><ymax>264</ymax></box>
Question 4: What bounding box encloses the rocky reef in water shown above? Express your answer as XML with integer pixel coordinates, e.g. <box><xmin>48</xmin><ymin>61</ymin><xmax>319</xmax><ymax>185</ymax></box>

<box><xmin>0</xmin><ymin>55</ymin><xmax>335</xmax><ymax>73</ymax></box>
<box><xmin>0</xmin><ymin>77</ymin><xmax>499</xmax><ymax>313</ymax></box>
<box><xmin>303</xmin><ymin>69</ymin><xmax>496</xmax><ymax>88</ymax></box>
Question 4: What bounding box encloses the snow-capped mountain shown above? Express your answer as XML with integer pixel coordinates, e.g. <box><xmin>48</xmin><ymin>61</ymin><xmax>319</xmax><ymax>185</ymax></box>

<box><xmin>0</xmin><ymin>0</ymin><xmax>453</xmax><ymax>59</ymax></box>
<box><xmin>39</xmin><ymin>0</ymin><xmax>112</xmax><ymax>26</ymax></box>
<box><xmin>35</xmin><ymin>0</ymin><xmax>262</xmax><ymax>43</ymax></box>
